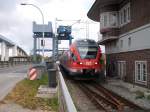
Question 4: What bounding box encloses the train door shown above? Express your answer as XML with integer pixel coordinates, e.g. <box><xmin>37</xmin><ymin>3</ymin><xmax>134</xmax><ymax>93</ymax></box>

<box><xmin>118</xmin><ymin>61</ymin><xmax>126</xmax><ymax>80</ymax></box>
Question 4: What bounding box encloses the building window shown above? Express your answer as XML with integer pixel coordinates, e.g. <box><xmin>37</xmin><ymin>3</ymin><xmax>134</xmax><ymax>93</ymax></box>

<box><xmin>100</xmin><ymin>3</ymin><xmax>130</xmax><ymax>29</ymax></box>
<box><xmin>100</xmin><ymin>12</ymin><xmax>118</xmax><ymax>29</ymax></box>
<box><xmin>123</xmin><ymin>9</ymin><xmax>127</xmax><ymax>23</ymax></box>
<box><xmin>127</xmin><ymin>6</ymin><xmax>130</xmax><ymax>20</ymax></box>
<box><xmin>135</xmin><ymin>61</ymin><xmax>147</xmax><ymax>85</ymax></box>
<box><xmin>119</xmin><ymin>3</ymin><xmax>130</xmax><ymax>26</ymax></box>
<box><xmin>104</xmin><ymin>14</ymin><xmax>108</xmax><ymax>27</ymax></box>
<box><xmin>109</xmin><ymin>13</ymin><xmax>118</xmax><ymax>26</ymax></box>
<box><xmin>118</xmin><ymin>61</ymin><xmax>126</xmax><ymax>80</ymax></box>
<box><xmin>120</xmin><ymin>40</ymin><xmax>123</xmax><ymax>48</ymax></box>
<box><xmin>120</xmin><ymin>11</ymin><xmax>123</xmax><ymax>25</ymax></box>
<box><xmin>128</xmin><ymin>37</ymin><xmax>131</xmax><ymax>46</ymax></box>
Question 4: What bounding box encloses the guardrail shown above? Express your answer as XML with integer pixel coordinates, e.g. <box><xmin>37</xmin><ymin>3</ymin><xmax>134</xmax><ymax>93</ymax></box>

<box><xmin>57</xmin><ymin>66</ymin><xmax>77</xmax><ymax>112</ymax></box>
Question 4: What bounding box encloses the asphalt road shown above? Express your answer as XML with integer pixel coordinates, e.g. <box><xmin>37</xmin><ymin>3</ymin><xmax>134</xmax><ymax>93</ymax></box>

<box><xmin>0</xmin><ymin>64</ymin><xmax>32</xmax><ymax>101</ymax></box>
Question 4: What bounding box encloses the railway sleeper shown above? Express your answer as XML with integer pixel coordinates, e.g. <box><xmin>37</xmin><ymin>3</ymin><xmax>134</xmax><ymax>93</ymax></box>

<box><xmin>79</xmin><ymin>83</ymin><xmax>123</xmax><ymax>112</ymax></box>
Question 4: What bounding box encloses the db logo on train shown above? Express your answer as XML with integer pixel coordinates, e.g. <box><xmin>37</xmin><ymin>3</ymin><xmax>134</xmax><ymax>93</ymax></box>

<box><xmin>28</xmin><ymin>68</ymin><xmax>37</xmax><ymax>80</ymax></box>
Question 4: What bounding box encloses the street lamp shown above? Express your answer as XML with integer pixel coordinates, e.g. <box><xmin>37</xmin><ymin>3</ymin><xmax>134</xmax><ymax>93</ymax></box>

<box><xmin>21</xmin><ymin>3</ymin><xmax>45</xmax><ymax>62</ymax></box>
<box><xmin>70</xmin><ymin>19</ymin><xmax>81</xmax><ymax>26</ymax></box>
<box><xmin>55</xmin><ymin>18</ymin><xmax>81</xmax><ymax>31</ymax></box>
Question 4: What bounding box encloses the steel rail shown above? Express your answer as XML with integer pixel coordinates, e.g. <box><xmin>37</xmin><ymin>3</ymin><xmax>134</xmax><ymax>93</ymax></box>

<box><xmin>78</xmin><ymin>82</ymin><xmax>145</xmax><ymax>112</ymax></box>
<box><xmin>78</xmin><ymin>83</ymin><xmax>125</xmax><ymax>112</ymax></box>
<box><xmin>92</xmin><ymin>82</ymin><xmax>144</xmax><ymax>111</ymax></box>
<box><xmin>92</xmin><ymin>83</ymin><xmax>124</xmax><ymax>111</ymax></box>
<box><xmin>78</xmin><ymin>83</ymin><xmax>108</xmax><ymax>112</ymax></box>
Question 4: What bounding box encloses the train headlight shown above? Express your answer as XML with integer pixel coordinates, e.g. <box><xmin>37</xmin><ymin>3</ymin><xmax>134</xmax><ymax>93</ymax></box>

<box><xmin>80</xmin><ymin>62</ymin><xmax>83</xmax><ymax>65</ymax></box>
<box><xmin>95</xmin><ymin>62</ymin><xmax>98</xmax><ymax>65</ymax></box>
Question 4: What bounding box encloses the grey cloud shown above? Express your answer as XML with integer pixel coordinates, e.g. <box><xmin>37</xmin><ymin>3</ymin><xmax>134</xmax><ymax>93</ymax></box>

<box><xmin>0</xmin><ymin>0</ymin><xmax>33</xmax><ymax>54</ymax></box>
<box><xmin>0</xmin><ymin>11</ymin><xmax>27</xmax><ymax>32</ymax></box>
<box><xmin>0</xmin><ymin>0</ymin><xmax>19</xmax><ymax>13</ymax></box>
<box><xmin>1</xmin><ymin>20</ymin><xmax>33</xmax><ymax>54</ymax></box>
<box><xmin>33</xmin><ymin>0</ymin><xmax>53</xmax><ymax>5</ymax></box>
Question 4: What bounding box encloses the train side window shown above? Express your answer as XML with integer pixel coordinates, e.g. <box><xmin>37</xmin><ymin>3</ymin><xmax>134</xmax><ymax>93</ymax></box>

<box><xmin>73</xmin><ymin>56</ymin><xmax>77</xmax><ymax>61</ymax></box>
<box><xmin>71</xmin><ymin>53</ymin><xmax>77</xmax><ymax>61</ymax></box>
<box><xmin>71</xmin><ymin>53</ymin><xmax>74</xmax><ymax>58</ymax></box>
<box><xmin>68</xmin><ymin>50</ymin><xmax>71</xmax><ymax>57</ymax></box>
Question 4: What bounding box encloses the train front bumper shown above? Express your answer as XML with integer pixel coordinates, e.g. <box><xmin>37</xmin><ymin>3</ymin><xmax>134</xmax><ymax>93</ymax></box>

<box><xmin>68</xmin><ymin>68</ymin><xmax>101</xmax><ymax>76</ymax></box>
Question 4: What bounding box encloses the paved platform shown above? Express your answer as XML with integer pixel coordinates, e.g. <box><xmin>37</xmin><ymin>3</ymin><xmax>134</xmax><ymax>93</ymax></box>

<box><xmin>102</xmin><ymin>78</ymin><xmax>150</xmax><ymax>110</ymax></box>
<box><xmin>36</xmin><ymin>85</ymin><xmax>57</xmax><ymax>98</ymax></box>
<box><xmin>0</xmin><ymin>65</ymin><xmax>30</xmax><ymax>101</ymax></box>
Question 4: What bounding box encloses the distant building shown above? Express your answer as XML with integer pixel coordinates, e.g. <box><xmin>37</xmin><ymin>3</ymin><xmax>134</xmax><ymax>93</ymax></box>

<box><xmin>88</xmin><ymin>0</ymin><xmax>150</xmax><ymax>88</ymax></box>
<box><xmin>0</xmin><ymin>34</ymin><xmax>27</xmax><ymax>61</ymax></box>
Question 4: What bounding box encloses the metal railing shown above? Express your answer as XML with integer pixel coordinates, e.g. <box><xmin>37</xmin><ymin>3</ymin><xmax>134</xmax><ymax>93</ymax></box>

<box><xmin>57</xmin><ymin>66</ymin><xmax>77</xmax><ymax>112</ymax></box>
<box><xmin>0</xmin><ymin>61</ymin><xmax>31</xmax><ymax>68</ymax></box>
<box><xmin>0</xmin><ymin>61</ymin><xmax>9</xmax><ymax>68</ymax></box>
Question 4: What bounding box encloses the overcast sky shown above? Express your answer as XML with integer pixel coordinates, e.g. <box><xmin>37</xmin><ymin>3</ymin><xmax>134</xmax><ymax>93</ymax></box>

<box><xmin>0</xmin><ymin>0</ymin><xmax>104</xmax><ymax>55</ymax></box>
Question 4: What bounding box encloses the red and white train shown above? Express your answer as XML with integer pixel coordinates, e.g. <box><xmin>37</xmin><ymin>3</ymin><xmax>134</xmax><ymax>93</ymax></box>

<box><xmin>59</xmin><ymin>39</ymin><xmax>103</xmax><ymax>79</ymax></box>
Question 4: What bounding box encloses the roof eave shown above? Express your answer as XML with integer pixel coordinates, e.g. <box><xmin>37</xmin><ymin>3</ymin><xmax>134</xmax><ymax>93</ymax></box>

<box><xmin>87</xmin><ymin>0</ymin><xmax>100</xmax><ymax>22</ymax></box>
<box><xmin>98</xmin><ymin>37</ymin><xmax>118</xmax><ymax>45</ymax></box>
<box><xmin>87</xmin><ymin>0</ymin><xmax>122</xmax><ymax>22</ymax></box>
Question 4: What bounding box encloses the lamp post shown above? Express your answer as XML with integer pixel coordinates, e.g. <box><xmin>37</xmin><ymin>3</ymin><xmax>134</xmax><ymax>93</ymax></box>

<box><xmin>55</xmin><ymin>18</ymin><xmax>63</xmax><ymax>35</ymax></box>
<box><xmin>21</xmin><ymin>3</ymin><xmax>45</xmax><ymax>62</ymax></box>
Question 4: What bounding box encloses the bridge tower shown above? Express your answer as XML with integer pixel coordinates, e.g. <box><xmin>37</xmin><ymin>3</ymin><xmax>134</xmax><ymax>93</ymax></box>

<box><xmin>33</xmin><ymin>22</ymin><xmax>73</xmax><ymax>62</ymax></box>
<box><xmin>32</xmin><ymin>22</ymin><xmax>54</xmax><ymax>61</ymax></box>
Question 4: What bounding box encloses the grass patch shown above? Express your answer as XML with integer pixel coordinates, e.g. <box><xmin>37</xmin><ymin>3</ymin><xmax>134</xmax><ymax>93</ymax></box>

<box><xmin>3</xmin><ymin>74</ymin><xmax>58</xmax><ymax>111</ymax></box>
<box><xmin>135</xmin><ymin>90</ymin><xmax>144</xmax><ymax>99</ymax></box>
<box><xmin>147</xmin><ymin>95</ymin><xmax>150</xmax><ymax>100</ymax></box>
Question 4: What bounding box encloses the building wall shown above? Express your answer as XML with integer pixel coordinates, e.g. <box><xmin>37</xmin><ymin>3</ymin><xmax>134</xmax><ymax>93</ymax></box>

<box><xmin>0</xmin><ymin>43</ymin><xmax>1</xmax><ymax>55</ymax></box>
<box><xmin>99</xmin><ymin>0</ymin><xmax>150</xmax><ymax>43</ymax></box>
<box><xmin>105</xmin><ymin>23</ymin><xmax>150</xmax><ymax>88</ymax></box>
<box><xmin>106</xmin><ymin>24</ymin><xmax>150</xmax><ymax>54</ymax></box>
<box><xmin>120</xmin><ymin>0</ymin><xmax>150</xmax><ymax>34</ymax></box>
<box><xmin>88</xmin><ymin>0</ymin><xmax>150</xmax><ymax>88</ymax></box>
<box><xmin>99</xmin><ymin>0</ymin><xmax>150</xmax><ymax>89</ymax></box>
<box><xmin>107</xmin><ymin>49</ymin><xmax>150</xmax><ymax>88</ymax></box>
<box><xmin>1</xmin><ymin>42</ymin><xmax>6</xmax><ymax>61</ymax></box>
<box><xmin>12</xmin><ymin>45</ymin><xmax>17</xmax><ymax>56</ymax></box>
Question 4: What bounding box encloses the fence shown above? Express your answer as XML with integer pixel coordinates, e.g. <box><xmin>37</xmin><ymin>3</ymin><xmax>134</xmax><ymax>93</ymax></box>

<box><xmin>0</xmin><ymin>61</ymin><xmax>32</xmax><ymax>68</ymax></box>
<box><xmin>0</xmin><ymin>56</ymin><xmax>32</xmax><ymax>68</ymax></box>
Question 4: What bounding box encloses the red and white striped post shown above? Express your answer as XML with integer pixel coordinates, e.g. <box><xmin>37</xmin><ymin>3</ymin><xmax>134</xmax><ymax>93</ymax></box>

<box><xmin>28</xmin><ymin>68</ymin><xmax>37</xmax><ymax>80</ymax></box>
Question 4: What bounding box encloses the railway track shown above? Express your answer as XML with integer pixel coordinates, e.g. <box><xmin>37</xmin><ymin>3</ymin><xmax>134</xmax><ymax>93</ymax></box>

<box><xmin>60</xmin><ymin>66</ymin><xmax>145</xmax><ymax>112</ymax></box>
<box><xmin>78</xmin><ymin>82</ymin><xmax>145</xmax><ymax>112</ymax></box>
<box><xmin>92</xmin><ymin>83</ymin><xmax>144</xmax><ymax>110</ymax></box>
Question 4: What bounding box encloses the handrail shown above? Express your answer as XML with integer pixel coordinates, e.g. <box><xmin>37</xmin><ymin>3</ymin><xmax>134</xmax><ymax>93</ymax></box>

<box><xmin>57</xmin><ymin>66</ymin><xmax>77</xmax><ymax>112</ymax></box>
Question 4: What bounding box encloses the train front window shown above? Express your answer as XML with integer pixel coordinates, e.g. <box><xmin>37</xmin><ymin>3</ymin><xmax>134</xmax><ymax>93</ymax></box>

<box><xmin>78</xmin><ymin>46</ymin><xmax>98</xmax><ymax>59</ymax></box>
